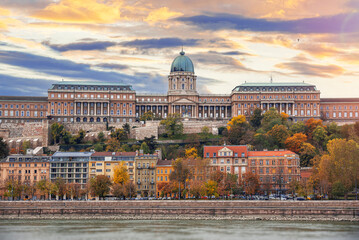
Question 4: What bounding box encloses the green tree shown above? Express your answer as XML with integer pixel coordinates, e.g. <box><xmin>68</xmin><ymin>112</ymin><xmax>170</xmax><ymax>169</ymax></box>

<box><xmin>267</xmin><ymin>124</ymin><xmax>290</xmax><ymax>149</ymax></box>
<box><xmin>312</xmin><ymin>125</ymin><xmax>329</xmax><ymax>150</ymax></box>
<box><xmin>289</xmin><ymin>121</ymin><xmax>306</xmax><ymax>134</ymax></box>
<box><xmin>140</xmin><ymin>142</ymin><xmax>150</xmax><ymax>154</ymax></box>
<box><xmin>143</xmin><ymin>136</ymin><xmax>156</xmax><ymax>153</ymax></box>
<box><xmin>261</xmin><ymin>107</ymin><xmax>283</xmax><ymax>131</ymax></box>
<box><xmin>0</xmin><ymin>137</ymin><xmax>9</xmax><ymax>159</ymax></box>
<box><xmin>73</xmin><ymin>129</ymin><xmax>86</xmax><ymax>144</ymax></box>
<box><xmin>122</xmin><ymin>123</ymin><xmax>131</xmax><ymax>137</ymax></box>
<box><xmin>110</xmin><ymin>128</ymin><xmax>128</xmax><ymax>141</ymax></box>
<box><xmin>299</xmin><ymin>142</ymin><xmax>316</xmax><ymax>167</ymax></box>
<box><xmin>160</xmin><ymin>113</ymin><xmax>183</xmax><ymax>138</ymax></box>
<box><xmin>90</xmin><ymin>175</ymin><xmax>112</xmax><ymax>199</ymax></box>
<box><xmin>140</xmin><ymin>111</ymin><xmax>155</xmax><ymax>121</ymax></box>
<box><xmin>97</xmin><ymin>132</ymin><xmax>105</xmax><ymax>143</ymax></box>
<box><xmin>93</xmin><ymin>143</ymin><xmax>104</xmax><ymax>152</ymax></box>
<box><xmin>62</xmin><ymin>130</ymin><xmax>73</xmax><ymax>144</ymax></box>
<box><xmin>250</xmin><ymin>108</ymin><xmax>263</xmax><ymax>129</ymax></box>
<box><xmin>50</xmin><ymin>122</ymin><xmax>65</xmax><ymax>144</ymax></box>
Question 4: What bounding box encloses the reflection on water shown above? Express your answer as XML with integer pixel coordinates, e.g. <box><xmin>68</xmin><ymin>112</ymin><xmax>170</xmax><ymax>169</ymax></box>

<box><xmin>0</xmin><ymin>219</ymin><xmax>358</xmax><ymax>240</ymax></box>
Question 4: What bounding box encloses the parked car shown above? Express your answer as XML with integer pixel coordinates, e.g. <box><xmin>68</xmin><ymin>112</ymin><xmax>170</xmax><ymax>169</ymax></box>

<box><xmin>296</xmin><ymin>197</ymin><xmax>306</xmax><ymax>201</ymax></box>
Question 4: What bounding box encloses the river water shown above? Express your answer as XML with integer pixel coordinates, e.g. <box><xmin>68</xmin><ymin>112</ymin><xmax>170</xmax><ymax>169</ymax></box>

<box><xmin>0</xmin><ymin>219</ymin><xmax>358</xmax><ymax>240</ymax></box>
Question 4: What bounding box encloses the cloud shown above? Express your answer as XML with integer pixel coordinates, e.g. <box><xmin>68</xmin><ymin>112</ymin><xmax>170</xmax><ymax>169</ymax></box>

<box><xmin>177</xmin><ymin>12</ymin><xmax>359</xmax><ymax>34</ymax></box>
<box><xmin>0</xmin><ymin>50</ymin><xmax>168</xmax><ymax>94</ymax></box>
<box><xmin>32</xmin><ymin>0</ymin><xmax>125</xmax><ymax>24</ymax></box>
<box><xmin>275</xmin><ymin>61</ymin><xmax>345</xmax><ymax>77</ymax></box>
<box><xmin>95</xmin><ymin>63</ymin><xmax>129</xmax><ymax>70</ymax></box>
<box><xmin>208</xmin><ymin>50</ymin><xmax>252</xmax><ymax>56</ymax></box>
<box><xmin>145</xmin><ymin>7</ymin><xmax>183</xmax><ymax>24</ymax></box>
<box><xmin>120</xmin><ymin>38</ymin><xmax>200</xmax><ymax>49</ymax></box>
<box><xmin>43</xmin><ymin>41</ymin><xmax>117</xmax><ymax>52</ymax></box>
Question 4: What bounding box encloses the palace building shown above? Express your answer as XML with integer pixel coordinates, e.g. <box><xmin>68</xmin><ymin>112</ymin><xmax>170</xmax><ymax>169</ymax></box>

<box><xmin>0</xmin><ymin>50</ymin><xmax>358</xmax><ymax>124</ymax></box>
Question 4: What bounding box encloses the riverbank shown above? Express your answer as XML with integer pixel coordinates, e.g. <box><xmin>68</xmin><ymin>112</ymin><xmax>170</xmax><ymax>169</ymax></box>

<box><xmin>1</xmin><ymin>200</ymin><xmax>358</xmax><ymax>221</ymax></box>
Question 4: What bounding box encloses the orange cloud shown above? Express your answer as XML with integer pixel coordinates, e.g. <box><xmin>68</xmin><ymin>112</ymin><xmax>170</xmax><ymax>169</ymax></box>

<box><xmin>32</xmin><ymin>0</ymin><xmax>126</xmax><ymax>24</ymax></box>
<box><xmin>0</xmin><ymin>7</ymin><xmax>22</xmax><ymax>29</ymax></box>
<box><xmin>145</xmin><ymin>7</ymin><xmax>183</xmax><ymax>24</ymax></box>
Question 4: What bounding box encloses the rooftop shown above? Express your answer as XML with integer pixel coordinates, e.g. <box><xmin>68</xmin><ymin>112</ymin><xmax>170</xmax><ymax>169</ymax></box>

<box><xmin>52</xmin><ymin>152</ymin><xmax>93</xmax><ymax>158</ymax></box>
<box><xmin>320</xmin><ymin>98</ymin><xmax>359</xmax><ymax>103</ymax></box>
<box><xmin>0</xmin><ymin>96</ymin><xmax>48</xmax><ymax>102</ymax></box>
<box><xmin>53</xmin><ymin>81</ymin><xmax>131</xmax><ymax>87</ymax></box>
<box><xmin>238</xmin><ymin>82</ymin><xmax>315</xmax><ymax>87</ymax></box>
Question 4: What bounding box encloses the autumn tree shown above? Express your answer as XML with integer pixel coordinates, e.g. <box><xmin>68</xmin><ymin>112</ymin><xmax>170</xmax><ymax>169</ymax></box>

<box><xmin>205</xmin><ymin>180</ymin><xmax>219</xmax><ymax>197</ymax></box>
<box><xmin>157</xmin><ymin>182</ymin><xmax>172</xmax><ymax>198</ymax></box>
<box><xmin>299</xmin><ymin>142</ymin><xmax>316</xmax><ymax>167</ymax></box>
<box><xmin>140</xmin><ymin>111</ymin><xmax>155</xmax><ymax>121</ymax></box>
<box><xmin>123</xmin><ymin>181</ymin><xmax>136</xmax><ymax>198</ymax></box>
<box><xmin>54</xmin><ymin>177</ymin><xmax>67</xmax><ymax>199</ymax></box>
<box><xmin>113</xmin><ymin>162</ymin><xmax>129</xmax><ymax>185</ymax></box>
<box><xmin>110</xmin><ymin>128</ymin><xmax>128</xmax><ymax>141</ymax></box>
<box><xmin>67</xmin><ymin>183</ymin><xmax>82</xmax><ymax>200</ymax></box>
<box><xmin>122</xmin><ymin>123</ymin><xmax>131</xmax><ymax>138</ymax></box>
<box><xmin>185</xmin><ymin>147</ymin><xmax>198</xmax><ymax>158</ymax></box>
<box><xmin>225</xmin><ymin>115</ymin><xmax>254</xmax><ymax>145</ymax></box>
<box><xmin>318</xmin><ymin>139</ymin><xmax>359</xmax><ymax>198</ymax></box>
<box><xmin>227</xmin><ymin>115</ymin><xmax>246</xmax><ymax>130</ymax></box>
<box><xmin>285</xmin><ymin>133</ymin><xmax>307</xmax><ymax>153</ymax></box>
<box><xmin>170</xmin><ymin>158</ymin><xmax>191</xmax><ymax>199</ymax></box>
<box><xmin>112</xmin><ymin>183</ymin><xmax>125</xmax><ymax>199</ymax></box>
<box><xmin>90</xmin><ymin>175</ymin><xmax>112</xmax><ymax>199</ymax></box>
<box><xmin>242</xmin><ymin>171</ymin><xmax>260</xmax><ymax>196</ymax></box>
<box><xmin>189</xmin><ymin>180</ymin><xmax>205</xmax><ymax>199</ymax></box>
<box><xmin>305</xmin><ymin>118</ymin><xmax>323</xmax><ymax>140</ymax></box>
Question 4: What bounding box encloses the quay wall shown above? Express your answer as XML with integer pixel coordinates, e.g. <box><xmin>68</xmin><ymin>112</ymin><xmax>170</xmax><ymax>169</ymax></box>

<box><xmin>0</xmin><ymin>201</ymin><xmax>358</xmax><ymax>220</ymax></box>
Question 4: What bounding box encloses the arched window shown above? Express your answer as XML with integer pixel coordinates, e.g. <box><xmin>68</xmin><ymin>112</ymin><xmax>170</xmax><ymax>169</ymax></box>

<box><xmin>83</xmin><ymin>117</ymin><xmax>87</xmax><ymax>122</ymax></box>
<box><xmin>173</xmin><ymin>84</ymin><xmax>176</xmax><ymax>89</ymax></box>
<box><xmin>76</xmin><ymin>117</ymin><xmax>80</xmax><ymax>122</ymax></box>
<box><xmin>182</xmin><ymin>84</ymin><xmax>185</xmax><ymax>90</ymax></box>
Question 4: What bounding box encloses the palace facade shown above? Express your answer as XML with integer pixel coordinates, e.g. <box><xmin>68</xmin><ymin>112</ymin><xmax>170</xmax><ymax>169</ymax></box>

<box><xmin>0</xmin><ymin>50</ymin><xmax>358</xmax><ymax>124</ymax></box>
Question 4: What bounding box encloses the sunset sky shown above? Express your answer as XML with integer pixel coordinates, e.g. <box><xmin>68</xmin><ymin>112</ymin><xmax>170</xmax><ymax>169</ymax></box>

<box><xmin>0</xmin><ymin>0</ymin><xmax>358</xmax><ymax>97</ymax></box>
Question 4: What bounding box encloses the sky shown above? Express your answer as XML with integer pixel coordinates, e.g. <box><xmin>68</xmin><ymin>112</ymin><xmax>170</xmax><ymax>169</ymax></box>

<box><xmin>0</xmin><ymin>0</ymin><xmax>359</xmax><ymax>97</ymax></box>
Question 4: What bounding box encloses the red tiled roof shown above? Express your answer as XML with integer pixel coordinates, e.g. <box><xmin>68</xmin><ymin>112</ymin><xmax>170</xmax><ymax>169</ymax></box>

<box><xmin>91</xmin><ymin>152</ymin><xmax>136</xmax><ymax>157</ymax></box>
<box><xmin>204</xmin><ymin>145</ymin><xmax>248</xmax><ymax>157</ymax></box>
<box><xmin>248</xmin><ymin>150</ymin><xmax>295</xmax><ymax>157</ymax></box>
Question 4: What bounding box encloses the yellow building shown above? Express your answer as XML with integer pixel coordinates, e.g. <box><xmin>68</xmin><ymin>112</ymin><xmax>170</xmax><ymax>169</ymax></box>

<box><xmin>134</xmin><ymin>153</ymin><xmax>159</xmax><ymax>197</ymax></box>
<box><xmin>156</xmin><ymin>159</ymin><xmax>173</xmax><ymax>197</ymax></box>
<box><xmin>89</xmin><ymin>152</ymin><xmax>136</xmax><ymax>182</ymax></box>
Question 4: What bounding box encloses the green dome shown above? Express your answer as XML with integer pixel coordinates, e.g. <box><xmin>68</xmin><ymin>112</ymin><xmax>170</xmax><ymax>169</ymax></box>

<box><xmin>170</xmin><ymin>51</ymin><xmax>194</xmax><ymax>73</ymax></box>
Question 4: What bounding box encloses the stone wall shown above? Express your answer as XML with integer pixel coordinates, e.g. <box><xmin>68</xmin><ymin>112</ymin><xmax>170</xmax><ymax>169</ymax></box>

<box><xmin>0</xmin><ymin>201</ymin><xmax>358</xmax><ymax>219</ymax></box>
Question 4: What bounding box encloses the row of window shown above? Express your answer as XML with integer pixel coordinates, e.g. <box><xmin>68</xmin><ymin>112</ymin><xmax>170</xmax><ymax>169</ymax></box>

<box><xmin>0</xmin><ymin>104</ymin><xmax>45</xmax><ymax>109</ymax></box>
<box><xmin>137</xmin><ymin>98</ymin><xmax>167</xmax><ymax>102</ymax></box>
<box><xmin>51</xmin><ymin>109</ymin><xmax>133</xmax><ymax>116</ymax></box>
<box><xmin>0</xmin><ymin>110</ymin><xmax>44</xmax><ymax>117</ymax></box>
<box><xmin>199</xmin><ymin>98</ymin><xmax>230</xmax><ymax>103</ymax></box>
<box><xmin>321</xmin><ymin>105</ymin><xmax>358</xmax><ymax>110</ymax></box>
<box><xmin>325</xmin><ymin>112</ymin><xmax>359</xmax><ymax>118</ymax></box>
<box><xmin>50</xmin><ymin>93</ymin><xmax>134</xmax><ymax>99</ymax></box>
<box><xmin>237</xmin><ymin>87</ymin><xmax>315</xmax><ymax>92</ymax></box>
<box><xmin>54</xmin><ymin>85</ymin><xmax>131</xmax><ymax>91</ymax></box>
<box><xmin>8</xmin><ymin>169</ymin><xmax>47</xmax><ymax>174</ymax></box>
<box><xmin>8</xmin><ymin>163</ymin><xmax>47</xmax><ymax>167</ymax></box>
<box><xmin>237</xmin><ymin>94</ymin><xmax>317</xmax><ymax>100</ymax></box>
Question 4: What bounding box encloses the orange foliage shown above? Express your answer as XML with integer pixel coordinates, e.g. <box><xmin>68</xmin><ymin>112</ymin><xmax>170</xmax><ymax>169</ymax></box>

<box><xmin>285</xmin><ymin>133</ymin><xmax>307</xmax><ymax>153</ymax></box>
<box><xmin>305</xmin><ymin>118</ymin><xmax>323</xmax><ymax>139</ymax></box>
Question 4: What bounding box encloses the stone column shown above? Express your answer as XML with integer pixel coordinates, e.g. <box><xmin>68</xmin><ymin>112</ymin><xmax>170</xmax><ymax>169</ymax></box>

<box><xmin>280</xmin><ymin>103</ymin><xmax>282</xmax><ymax>113</ymax></box>
<box><xmin>101</xmin><ymin>103</ymin><xmax>103</xmax><ymax>116</ymax></box>
<box><xmin>87</xmin><ymin>102</ymin><xmax>90</xmax><ymax>116</ymax></box>
<box><xmin>286</xmin><ymin>103</ymin><xmax>288</xmax><ymax>114</ymax></box>
<box><xmin>94</xmin><ymin>103</ymin><xmax>97</xmax><ymax>116</ymax></box>
<box><xmin>80</xmin><ymin>103</ymin><xmax>83</xmax><ymax>116</ymax></box>
<box><xmin>107</xmin><ymin>103</ymin><xmax>109</xmax><ymax>116</ymax></box>
<box><xmin>74</xmin><ymin>103</ymin><xmax>77</xmax><ymax>116</ymax></box>
<box><xmin>292</xmin><ymin>104</ymin><xmax>294</xmax><ymax>115</ymax></box>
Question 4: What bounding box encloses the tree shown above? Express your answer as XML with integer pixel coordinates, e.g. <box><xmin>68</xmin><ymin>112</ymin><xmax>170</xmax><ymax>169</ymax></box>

<box><xmin>54</xmin><ymin>177</ymin><xmax>67</xmax><ymax>199</ymax></box>
<box><xmin>113</xmin><ymin>162</ymin><xmax>129</xmax><ymax>185</ymax></box>
<box><xmin>205</xmin><ymin>180</ymin><xmax>218</xmax><ymax>197</ymax></box>
<box><xmin>289</xmin><ymin>121</ymin><xmax>306</xmax><ymax>134</ymax></box>
<box><xmin>261</xmin><ymin>107</ymin><xmax>283</xmax><ymax>131</ymax></box>
<box><xmin>123</xmin><ymin>181</ymin><xmax>136</xmax><ymax>198</ymax></box>
<box><xmin>67</xmin><ymin>183</ymin><xmax>82</xmax><ymax>200</ymax></box>
<box><xmin>0</xmin><ymin>137</ymin><xmax>9</xmax><ymax>159</ymax></box>
<box><xmin>170</xmin><ymin>158</ymin><xmax>191</xmax><ymax>199</ymax></box>
<box><xmin>227</xmin><ymin>115</ymin><xmax>246</xmax><ymax>130</ymax></box>
<box><xmin>185</xmin><ymin>147</ymin><xmax>198</xmax><ymax>158</ymax></box>
<box><xmin>21</xmin><ymin>140</ymin><xmax>31</xmax><ymax>154</ymax></box>
<box><xmin>299</xmin><ymin>142</ymin><xmax>316</xmax><ymax>167</ymax></box>
<box><xmin>160</xmin><ymin>113</ymin><xmax>183</xmax><ymax>138</ymax></box>
<box><xmin>36</xmin><ymin>179</ymin><xmax>50</xmax><ymax>200</ymax></box>
<box><xmin>189</xmin><ymin>180</ymin><xmax>205</xmax><ymax>199</ymax></box>
<box><xmin>110</xmin><ymin>128</ymin><xmax>128</xmax><ymax>141</ymax></box>
<box><xmin>305</xmin><ymin>118</ymin><xmax>323</xmax><ymax>140</ymax></box>
<box><xmin>157</xmin><ymin>182</ymin><xmax>172</xmax><ymax>198</ymax></box>
<box><xmin>312</xmin><ymin>125</ymin><xmax>329</xmax><ymax>150</ymax></box>
<box><xmin>242</xmin><ymin>171</ymin><xmax>260</xmax><ymax>196</ymax></box>
<box><xmin>97</xmin><ymin>132</ymin><xmax>105</xmax><ymax>143</ymax></box>
<box><xmin>122</xmin><ymin>123</ymin><xmax>131</xmax><ymax>138</ymax></box>
<box><xmin>140</xmin><ymin>142</ymin><xmax>150</xmax><ymax>154</ymax></box>
<box><xmin>50</xmin><ymin>122</ymin><xmax>65</xmax><ymax>144</ymax></box>
<box><xmin>105</xmin><ymin>138</ymin><xmax>122</xmax><ymax>152</ymax></box>
<box><xmin>90</xmin><ymin>175</ymin><xmax>112</xmax><ymax>199</ymax></box>
<box><xmin>200</xmin><ymin>126</ymin><xmax>211</xmax><ymax>140</ymax></box>
<box><xmin>249</xmin><ymin>108</ymin><xmax>263</xmax><ymax>129</ymax></box>
<box><xmin>226</xmin><ymin>124</ymin><xmax>254</xmax><ymax>145</ymax></box>
<box><xmin>73</xmin><ymin>129</ymin><xmax>86</xmax><ymax>144</ymax></box>
<box><xmin>318</xmin><ymin>139</ymin><xmax>359</xmax><ymax>198</ymax></box>
<box><xmin>285</xmin><ymin>133</ymin><xmax>307</xmax><ymax>153</ymax></box>
<box><xmin>140</xmin><ymin>111</ymin><xmax>155</xmax><ymax>121</ymax></box>
<box><xmin>112</xmin><ymin>183</ymin><xmax>125</xmax><ymax>199</ymax></box>
<box><xmin>267</xmin><ymin>124</ymin><xmax>290</xmax><ymax>149</ymax></box>
<box><xmin>143</xmin><ymin>136</ymin><xmax>156</xmax><ymax>153</ymax></box>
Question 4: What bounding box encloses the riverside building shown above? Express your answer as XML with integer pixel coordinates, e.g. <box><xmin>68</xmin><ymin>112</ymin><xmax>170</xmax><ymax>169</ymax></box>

<box><xmin>204</xmin><ymin>145</ymin><xmax>300</xmax><ymax>194</ymax></box>
<box><xmin>0</xmin><ymin>51</ymin><xmax>358</xmax><ymax>124</ymax></box>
